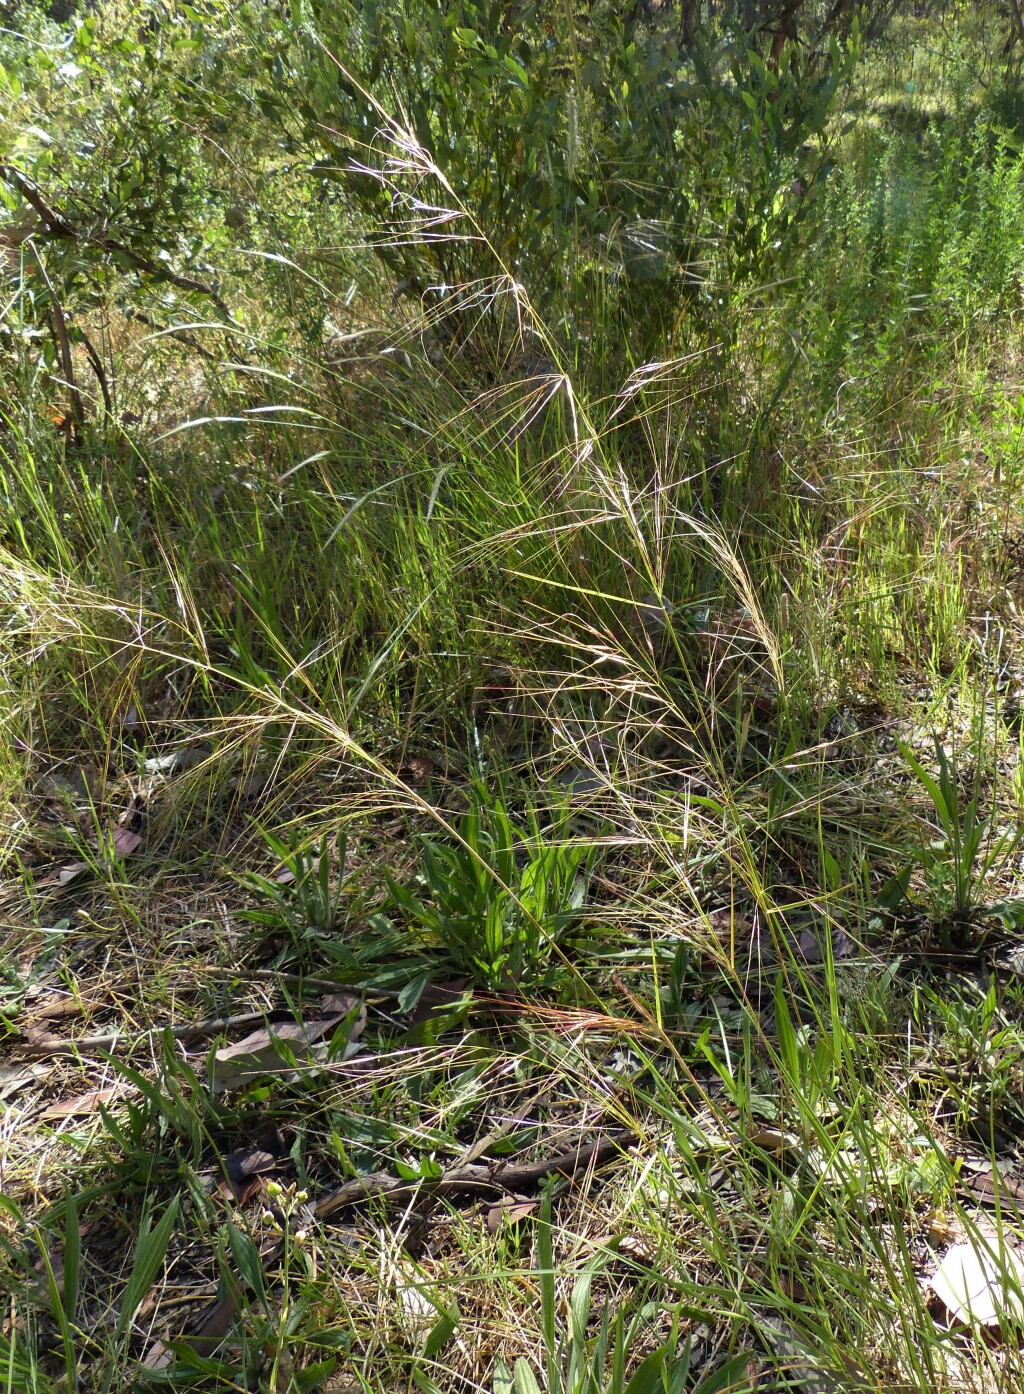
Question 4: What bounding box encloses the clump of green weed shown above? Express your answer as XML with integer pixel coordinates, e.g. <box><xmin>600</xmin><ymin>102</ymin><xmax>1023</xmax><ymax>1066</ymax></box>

<box><xmin>385</xmin><ymin>781</ymin><xmax>598</xmax><ymax>993</ymax></box>
<box><xmin>898</xmin><ymin>731</ymin><xmax>1024</xmax><ymax>945</ymax></box>
<box><xmin>237</xmin><ymin>826</ymin><xmax>352</xmax><ymax>963</ymax></box>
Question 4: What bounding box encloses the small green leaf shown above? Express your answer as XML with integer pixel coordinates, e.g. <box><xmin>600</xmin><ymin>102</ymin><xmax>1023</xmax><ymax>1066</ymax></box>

<box><xmin>693</xmin><ymin>1350</ymin><xmax>756</xmax><ymax>1393</ymax></box>
<box><xmin>398</xmin><ymin>969</ymin><xmax>430</xmax><ymax>1013</ymax></box>
<box><xmin>773</xmin><ymin>974</ymin><xmax>801</xmax><ymax>1084</ymax></box>
<box><xmin>64</xmin><ymin>1195</ymin><xmax>80</xmax><ymax>1323</ymax></box>
<box><xmin>989</xmin><ymin>898</ymin><xmax>1024</xmax><ymax>929</ymax></box>
<box><xmin>227</xmin><ymin>1223</ymin><xmax>267</xmax><ymax>1301</ymax></box>
<box><xmin>512</xmin><ymin>1358</ymin><xmax>543</xmax><ymax>1394</ymax></box>
<box><xmin>422</xmin><ymin>1300</ymin><xmax>459</xmax><ymax>1359</ymax></box>
<box><xmin>114</xmin><ymin>1196</ymin><xmax>180</xmax><ymax>1341</ymax></box>
<box><xmin>877</xmin><ymin>865</ymin><xmax>912</xmax><ymax>910</ymax></box>
<box><xmin>623</xmin><ymin>1346</ymin><xmax>671</xmax><ymax>1394</ymax></box>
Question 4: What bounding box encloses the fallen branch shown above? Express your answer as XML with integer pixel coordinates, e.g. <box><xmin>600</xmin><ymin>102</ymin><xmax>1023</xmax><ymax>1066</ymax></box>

<box><xmin>143</xmin><ymin>1128</ymin><xmax>634</xmax><ymax>1369</ymax></box>
<box><xmin>20</xmin><ymin>1009</ymin><xmax>271</xmax><ymax>1057</ymax></box>
<box><xmin>124</xmin><ymin>306</ymin><xmax>235</xmax><ymax>364</ymax></box>
<box><xmin>314</xmin><ymin>1130</ymin><xmax>636</xmax><ymax>1220</ymax></box>
<box><xmin>1</xmin><ymin>165</ymin><xmax>77</xmax><ymax>238</ymax></box>
<box><xmin>79</xmin><ymin>324</ymin><xmax>112</xmax><ymax>417</ymax></box>
<box><xmin>1007</xmin><ymin>0</ymin><xmax>1024</xmax><ymax>53</ymax></box>
<box><xmin>18</xmin><ymin>978</ymin><xmax>456</xmax><ymax>1057</ymax></box>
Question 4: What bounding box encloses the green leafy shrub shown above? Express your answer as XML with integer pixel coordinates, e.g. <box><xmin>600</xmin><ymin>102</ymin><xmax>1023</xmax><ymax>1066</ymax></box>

<box><xmin>0</xmin><ymin>1</ymin><xmax>239</xmax><ymax>420</ymax></box>
<box><xmin>230</xmin><ymin>0</ymin><xmax>859</xmax><ymax>382</ymax></box>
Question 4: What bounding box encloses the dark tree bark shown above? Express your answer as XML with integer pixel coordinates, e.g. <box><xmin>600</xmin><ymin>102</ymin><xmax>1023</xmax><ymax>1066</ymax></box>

<box><xmin>679</xmin><ymin>0</ymin><xmax>701</xmax><ymax>42</ymax></box>
<box><xmin>1005</xmin><ymin>0</ymin><xmax>1024</xmax><ymax>55</ymax></box>
<box><xmin>768</xmin><ymin>0</ymin><xmax>803</xmax><ymax>69</ymax></box>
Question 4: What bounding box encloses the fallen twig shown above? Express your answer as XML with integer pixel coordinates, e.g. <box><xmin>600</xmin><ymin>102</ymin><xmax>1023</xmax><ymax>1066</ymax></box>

<box><xmin>314</xmin><ymin>1130</ymin><xmax>636</xmax><ymax>1220</ymax></box>
<box><xmin>19</xmin><ymin>1009</ymin><xmax>271</xmax><ymax>1058</ymax></box>
<box><xmin>143</xmin><ymin>1127</ymin><xmax>633</xmax><ymax>1369</ymax></box>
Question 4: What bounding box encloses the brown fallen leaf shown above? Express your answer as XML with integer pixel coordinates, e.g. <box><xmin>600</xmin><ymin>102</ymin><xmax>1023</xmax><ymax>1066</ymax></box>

<box><xmin>38</xmin><ymin>822</ymin><xmax>143</xmax><ymax>889</ymax></box>
<box><xmin>321</xmin><ymin>991</ymin><xmax>365</xmax><ymax>1024</ymax></box>
<box><xmin>110</xmin><ymin>826</ymin><xmax>142</xmax><ymax>858</ymax></box>
<box><xmin>221</xmin><ymin>1148</ymin><xmax>284</xmax><ymax>1204</ymax></box>
<box><xmin>39</xmin><ymin>861</ymin><xmax>90</xmax><ymax>889</ymax></box>
<box><xmin>39</xmin><ymin>1084</ymin><xmax>133</xmax><ymax>1122</ymax></box>
<box><xmin>746</xmin><ymin>1126</ymin><xmax>803</xmax><ymax>1155</ymax></box>
<box><xmin>0</xmin><ymin>1060</ymin><xmax>50</xmax><ymax>1101</ymax></box>
<box><xmin>28</xmin><ymin>995</ymin><xmax>95</xmax><ymax>1023</ymax></box>
<box><xmin>189</xmin><ymin>1291</ymin><xmax>242</xmax><ymax>1354</ymax></box>
<box><xmin>143</xmin><ymin>1290</ymin><xmax>241</xmax><ymax>1371</ymax></box>
<box><xmin>783</xmin><ymin>916</ymin><xmax>854</xmax><ymax>965</ymax></box>
<box><xmin>405</xmin><ymin>978</ymin><xmax>472</xmax><ymax>1028</ymax></box>
<box><xmin>929</xmin><ymin>1239</ymin><xmax>1024</xmax><ymax>1330</ymax></box>
<box><xmin>486</xmin><ymin>1196</ymin><xmax>538</xmax><ymax>1234</ymax></box>
<box><xmin>218</xmin><ymin>1174</ymin><xmax>266</xmax><ymax>1206</ymax></box>
<box><xmin>224</xmin><ymin>1147</ymin><xmax>280</xmax><ymax>1184</ymax></box>
<box><xmin>24</xmin><ymin>1023</ymin><xmax>63</xmax><ymax>1050</ymax></box>
<box><xmin>210</xmin><ymin>996</ymin><xmax>365</xmax><ymax>1092</ymax></box>
<box><xmin>962</xmin><ymin>1167</ymin><xmax>1024</xmax><ymax>1209</ymax></box>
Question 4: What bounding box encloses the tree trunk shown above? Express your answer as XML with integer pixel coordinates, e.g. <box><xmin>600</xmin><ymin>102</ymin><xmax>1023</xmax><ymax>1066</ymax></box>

<box><xmin>768</xmin><ymin>0</ymin><xmax>802</xmax><ymax>69</ymax></box>
<box><xmin>679</xmin><ymin>0</ymin><xmax>700</xmax><ymax>44</ymax></box>
<box><xmin>1005</xmin><ymin>0</ymin><xmax>1024</xmax><ymax>55</ymax></box>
